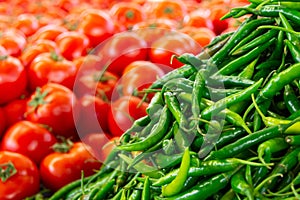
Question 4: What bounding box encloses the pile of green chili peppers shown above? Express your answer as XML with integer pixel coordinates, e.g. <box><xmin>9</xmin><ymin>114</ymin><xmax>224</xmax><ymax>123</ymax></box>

<box><xmin>49</xmin><ymin>0</ymin><xmax>300</xmax><ymax>199</ymax></box>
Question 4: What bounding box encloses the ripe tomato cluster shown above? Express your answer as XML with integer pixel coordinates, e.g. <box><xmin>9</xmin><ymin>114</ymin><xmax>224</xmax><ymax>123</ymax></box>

<box><xmin>0</xmin><ymin>0</ymin><xmax>248</xmax><ymax>198</ymax></box>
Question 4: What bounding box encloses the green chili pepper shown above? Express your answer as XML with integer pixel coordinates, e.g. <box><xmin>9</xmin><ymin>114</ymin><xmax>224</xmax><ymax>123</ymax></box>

<box><xmin>215</xmin><ymin>128</ymin><xmax>247</xmax><ymax>149</ymax></box>
<box><xmin>285</xmin><ymin>39</ymin><xmax>300</xmax><ymax>63</ymax></box>
<box><xmin>119</xmin><ymin>154</ymin><xmax>162</xmax><ymax>179</ymax></box>
<box><xmin>222</xmin><ymin>109</ymin><xmax>252</xmax><ymax>134</ymax></box>
<box><xmin>191</xmin><ymin>69</ymin><xmax>205</xmax><ymax>129</ymax></box>
<box><xmin>205</xmin><ymin>31</ymin><xmax>234</xmax><ymax>49</ymax></box>
<box><xmin>238</xmin><ymin>56</ymin><xmax>258</xmax><ymax>79</ymax></box>
<box><xmin>257</xmin><ymin>137</ymin><xmax>289</xmax><ymax>166</ymax></box>
<box><xmin>153</xmin><ymin>158</ymin><xmax>267</xmax><ymax>187</ymax></box>
<box><xmin>173</xmin><ymin>53</ymin><xmax>203</xmax><ymax>68</ymax></box>
<box><xmin>93</xmin><ymin>178</ymin><xmax>116</xmax><ymax>199</ymax></box>
<box><xmin>163</xmin><ymin>91</ymin><xmax>187</xmax><ymax>129</ymax></box>
<box><xmin>228</xmin><ymin>26</ymin><xmax>266</xmax><ymax>55</ymax></box>
<box><xmin>206</xmin><ymin>120</ymin><xmax>298</xmax><ymax>160</ymax></box>
<box><xmin>215</xmin><ymin>38</ymin><xmax>276</xmax><ymax>75</ymax></box>
<box><xmin>262</xmin><ymin>148</ymin><xmax>300</xmax><ymax>192</ymax></box>
<box><xmin>149</xmin><ymin>64</ymin><xmax>197</xmax><ymax>90</ymax></box>
<box><xmin>210</xmin><ymin>17</ymin><xmax>275</xmax><ymax>66</ymax></box>
<box><xmin>155</xmin><ymin>169</ymin><xmax>239</xmax><ymax>200</ymax></box>
<box><xmin>231</xmin><ymin>168</ymin><xmax>254</xmax><ymax>200</ymax></box>
<box><xmin>207</xmin><ymin>74</ymin><xmax>255</xmax><ymax>88</ymax></box>
<box><xmin>284</xmin><ymin>84</ymin><xmax>300</xmax><ymax>114</ymax></box>
<box><xmin>201</xmin><ymin>78</ymin><xmax>263</xmax><ymax>120</ymax></box>
<box><xmin>118</xmin><ymin>106</ymin><xmax>172</xmax><ymax>151</ymax></box>
<box><xmin>122</xmin><ymin>115</ymin><xmax>151</xmax><ymax>137</ymax></box>
<box><xmin>142</xmin><ymin>176</ymin><xmax>151</xmax><ymax>200</ymax></box>
<box><xmin>162</xmin><ymin>147</ymin><xmax>190</xmax><ymax>197</ymax></box>
<box><xmin>256</xmin><ymin>63</ymin><xmax>300</xmax><ymax>104</ymax></box>
<box><xmin>232</xmin><ymin>28</ymin><xmax>278</xmax><ymax>56</ymax></box>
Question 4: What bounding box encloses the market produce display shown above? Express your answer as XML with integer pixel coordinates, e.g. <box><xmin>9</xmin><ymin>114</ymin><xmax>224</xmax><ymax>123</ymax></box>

<box><xmin>47</xmin><ymin>0</ymin><xmax>300</xmax><ymax>199</ymax></box>
<box><xmin>1</xmin><ymin>0</ymin><xmax>299</xmax><ymax>199</ymax></box>
<box><xmin>0</xmin><ymin>0</ymin><xmax>247</xmax><ymax>199</ymax></box>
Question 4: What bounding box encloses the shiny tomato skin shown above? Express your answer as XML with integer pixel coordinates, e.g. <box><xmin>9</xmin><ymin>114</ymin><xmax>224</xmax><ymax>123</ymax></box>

<box><xmin>0</xmin><ymin>151</ymin><xmax>40</xmax><ymax>200</ymax></box>
<box><xmin>132</xmin><ymin>18</ymin><xmax>178</xmax><ymax>46</ymax></box>
<box><xmin>13</xmin><ymin>13</ymin><xmax>40</xmax><ymax>37</ymax></box>
<box><xmin>82</xmin><ymin>133</ymin><xmax>118</xmax><ymax>163</ymax></box>
<box><xmin>0</xmin><ymin>107</ymin><xmax>6</xmax><ymax>138</ymax></box>
<box><xmin>77</xmin><ymin>95</ymin><xmax>110</xmax><ymax>135</ymax></box>
<box><xmin>74</xmin><ymin>65</ymin><xmax>119</xmax><ymax>100</ymax></box>
<box><xmin>121</xmin><ymin>60</ymin><xmax>165</xmax><ymax>98</ymax></box>
<box><xmin>28</xmin><ymin>52</ymin><xmax>78</xmax><ymax>91</ymax></box>
<box><xmin>149</xmin><ymin>33</ymin><xmax>201</xmax><ymax>71</ymax></box>
<box><xmin>40</xmin><ymin>142</ymin><xmax>101</xmax><ymax>192</ymax></box>
<box><xmin>1</xmin><ymin>120</ymin><xmax>57</xmax><ymax>165</ymax></box>
<box><xmin>25</xmin><ymin>83</ymin><xmax>80</xmax><ymax>137</ymax></box>
<box><xmin>77</xmin><ymin>9</ymin><xmax>115</xmax><ymax>48</ymax></box>
<box><xmin>3</xmin><ymin>98</ymin><xmax>27</xmax><ymax>127</ymax></box>
<box><xmin>144</xmin><ymin>0</ymin><xmax>187</xmax><ymax>22</ymax></box>
<box><xmin>100</xmin><ymin>31</ymin><xmax>148</xmax><ymax>76</ymax></box>
<box><xmin>0</xmin><ymin>28</ymin><xmax>27</xmax><ymax>57</ymax></box>
<box><xmin>55</xmin><ymin>31</ymin><xmax>90</xmax><ymax>60</ymax></box>
<box><xmin>20</xmin><ymin>39</ymin><xmax>59</xmax><ymax>68</ymax></box>
<box><xmin>108</xmin><ymin>96</ymin><xmax>149</xmax><ymax>137</ymax></box>
<box><xmin>109</xmin><ymin>2</ymin><xmax>146</xmax><ymax>30</ymax></box>
<box><xmin>30</xmin><ymin>24</ymin><xmax>68</xmax><ymax>42</ymax></box>
<box><xmin>0</xmin><ymin>56</ymin><xmax>27</xmax><ymax>105</ymax></box>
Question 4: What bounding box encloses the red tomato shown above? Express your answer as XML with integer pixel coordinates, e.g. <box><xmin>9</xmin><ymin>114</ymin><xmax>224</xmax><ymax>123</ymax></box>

<box><xmin>182</xmin><ymin>8</ymin><xmax>214</xmax><ymax>30</ymax></box>
<box><xmin>82</xmin><ymin>133</ymin><xmax>119</xmax><ymax>163</ymax></box>
<box><xmin>77</xmin><ymin>9</ymin><xmax>115</xmax><ymax>48</ymax></box>
<box><xmin>108</xmin><ymin>96</ymin><xmax>149</xmax><ymax>137</ymax></box>
<box><xmin>109</xmin><ymin>2</ymin><xmax>146</xmax><ymax>30</ymax></box>
<box><xmin>0</xmin><ymin>107</ymin><xmax>6</xmax><ymax>138</ymax></box>
<box><xmin>149</xmin><ymin>32</ymin><xmax>201</xmax><ymax>71</ymax></box>
<box><xmin>0</xmin><ymin>151</ymin><xmax>40</xmax><ymax>200</ymax></box>
<box><xmin>209</xmin><ymin>5</ymin><xmax>231</xmax><ymax>35</ymax></box>
<box><xmin>25</xmin><ymin>83</ymin><xmax>80</xmax><ymax>137</ymax></box>
<box><xmin>28</xmin><ymin>52</ymin><xmax>78</xmax><ymax>91</ymax></box>
<box><xmin>40</xmin><ymin>142</ymin><xmax>101</xmax><ymax>191</ymax></box>
<box><xmin>0</xmin><ymin>28</ymin><xmax>27</xmax><ymax>57</ymax></box>
<box><xmin>3</xmin><ymin>98</ymin><xmax>27</xmax><ymax>127</ymax></box>
<box><xmin>77</xmin><ymin>95</ymin><xmax>110</xmax><ymax>135</ymax></box>
<box><xmin>13</xmin><ymin>13</ymin><xmax>40</xmax><ymax>37</ymax></box>
<box><xmin>144</xmin><ymin>0</ymin><xmax>187</xmax><ymax>22</ymax></box>
<box><xmin>132</xmin><ymin>18</ymin><xmax>178</xmax><ymax>46</ymax></box>
<box><xmin>0</xmin><ymin>56</ymin><xmax>27</xmax><ymax>105</ymax></box>
<box><xmin>1</xmin><ymin>120</ymin><xmax>57</xmax><ymax>164</ymax></box>
<box><xmin>99</xmin><ymin>31</ymin><xmax>147</xmax><ymax>76</ymax></box>
<box><xmin>20</xmin><ymin>39</ymin><xmax>59</xmax><ymax>68</ymax></box>
<box><xmin>30</xmin><ymin>24</ymin><xmax>68</xmax><ymax>42</ymax></box>
<box><xmin>55</xmin><ymin>31</ymin><xmax>90</xmax><ymax>60</ymax></box>
<box><xmin>121</xmin><ymin>60</ymin><xmax>165</xmax><ymax>99</ymax></box>
<box><xmin>179</xmin><ymin>26</ymin><xmax>216</xmax><ymax>47</ymax></box>
<box><xmin>74</xmin><ymin>67</ymin><xmax>118</xmax><ymax>100</ymax></box>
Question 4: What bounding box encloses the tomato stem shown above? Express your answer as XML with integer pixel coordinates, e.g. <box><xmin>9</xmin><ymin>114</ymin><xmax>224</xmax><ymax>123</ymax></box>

<box><xmin>27</xmin><ymin>87</ymin><xmax>49</xmax><ymax>111</ymax></box>
<box><xmin>0</xmin><ymin>161</ymin><xmax>17</xmax><ymax>182</ymax></box>
<box><xmin>0</xmin><ymin>55</ymin><xmax>8</xmax><ymax>60</ymax></box>
<box><xmin>52</xmin><ymin>138</ymin><xmax>74</xmax><ymax>153</ymax></box>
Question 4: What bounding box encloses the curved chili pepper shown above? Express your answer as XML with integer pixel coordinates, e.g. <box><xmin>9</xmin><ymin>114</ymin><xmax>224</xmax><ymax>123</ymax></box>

<box><xmin>206</xmin><ymin>120</ymin><xmax>297</xmax><ymax>160</ymax></box>
<box><xmin>210</xmin><ymin>17</ymin><xmax>275</xmax><ymax>66</ymax></box>
<box><xmin>155</xmin><ymin>169</ymin><xmax>239</xmax><ymax>200</ymax></box>
<box><xmin>215</xmin><ymin>38</ymin><xmax>276</xmax><ymax>75</ymax></box>
<box><xmin>284</xmin><ymin>84</ymin><xmax>300</xmax><ymax>114</ymax></box>
<box><xmin>232</xmin><ymin>29</ymin><xmax>278</xmax><ymax>56</ymax></box>
<box><xmin>231</xmin><ymin>168</ymin><xmax>254</xmax><ymax>200</ymax></box>
<box><xmin>201</xmin><ymin>78</ymin><xmax>263</xmax><ymax>120</ymax></box>
<box><xmin>118</xmin><ymin>106</ymin><xmax>172</xmax><ymax>151</ymax></box>
<box><xmin>162</xmin><ymin>147</ymin><xmax>190</xmax><ymax>197</ymax></box>
<box><xmin>257</xmin><ymin>137</ymin><xmax>289</xmax><ymax>166</ymax></box>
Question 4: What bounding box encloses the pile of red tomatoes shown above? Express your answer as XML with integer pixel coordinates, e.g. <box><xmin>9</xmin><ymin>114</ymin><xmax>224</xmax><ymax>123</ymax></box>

<box><xmin>0</xmin><ymin>0</ymin><xmax>249</xmax><ymax>198</ymax></box>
